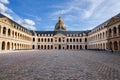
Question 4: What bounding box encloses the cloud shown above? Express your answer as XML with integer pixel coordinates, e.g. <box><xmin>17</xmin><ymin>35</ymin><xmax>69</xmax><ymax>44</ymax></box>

<box><xmin>50</xmin><ymin>0</ymin><xmax>120</xmax><ymax>30</ymax></box>
<box><xmin>0</xmin><ymin>2</ymin><xmax>8</xmax><ymax>12</ymax></box>
<box><xmin>0</xmin><ymin>0</ymin><xmax>36</xmax><ymax>30</ymax></box>
<box><xmin>21</xmin><ymin>19</ymin><xmax>36</xmax><ymax>30</ymax></box>
<box><xmin>0</xmin><ymin>0</ymin><xmax>9</xmax><ymax>4</ymax></box>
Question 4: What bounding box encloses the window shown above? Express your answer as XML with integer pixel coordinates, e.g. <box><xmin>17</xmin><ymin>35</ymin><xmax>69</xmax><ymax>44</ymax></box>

<box><xmin>33</xmin><ymin>38</ymin><xmax>35</xmax><ymax>42</ymax></box>
<box><xmin>3</xmin><ymin>27</ymin><xmax>6</xmax><ymax>35</ymax></box>
<box><xmin>85</xmin><ymin>38</ymin><xmax>87</xmax><ymax>42</ymax></box>
<box><xmin>38</xmin><ymin>38</ymin><xmax>40</xmax><ymax>42</ymax></box>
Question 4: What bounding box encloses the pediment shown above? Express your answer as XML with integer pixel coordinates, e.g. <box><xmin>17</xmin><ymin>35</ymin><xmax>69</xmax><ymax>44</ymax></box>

<box><xmin>54</xmin><ymin>33</ymin><xmax>66</xmax><ymax>37</ymax></box>
<box><xmin>107</xmin><ymin>17</ymin><xmax>120</xmax><ymax>26</ymax></box>
<box><xmin>1</xmin><ymin>17</ymin><xmax>13</xmax><ymax>26</ymax></box>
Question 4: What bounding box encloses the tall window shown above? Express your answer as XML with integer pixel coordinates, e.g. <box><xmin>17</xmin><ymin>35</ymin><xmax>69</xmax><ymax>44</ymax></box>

<box><xmin>85</xmin><ymin>38</ymin><xmax>87</xmax><ymax>42</ymax></box>
<box><xmin>113</xmin><ymin>27</ymin><xmax>117</xmax><ymax>36</ymax></box>
<box><xmin>8</xmin><ymin>29</ymin><xmax>11</xmax><ymax>36</ymax></box>
<box><xmin>3</xmin><ymin>27</ymin><xmax>6</xmax><ymax>35</ymax></box>
<box><xmin>38</xmin><ymin>38</ymin><xmax>40</xmax><ymax>42</ymax></box>
<box><xmin>33</xmin><ymin>38</ymin><xmax>35</xmax><ymax>42</ymax></box>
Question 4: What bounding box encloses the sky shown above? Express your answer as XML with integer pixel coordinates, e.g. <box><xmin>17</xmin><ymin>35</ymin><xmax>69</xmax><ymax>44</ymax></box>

<box><xmin>0</xmin><ymin>0</ymin><xmax>120</xmax><ymax>31</ymax></box>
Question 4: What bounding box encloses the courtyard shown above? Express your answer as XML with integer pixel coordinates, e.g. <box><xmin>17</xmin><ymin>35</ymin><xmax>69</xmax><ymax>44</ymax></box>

<box><xmin>0</xmin><ymin>50</ymin><xmax>120</xmax><ymax>80</ymax></box>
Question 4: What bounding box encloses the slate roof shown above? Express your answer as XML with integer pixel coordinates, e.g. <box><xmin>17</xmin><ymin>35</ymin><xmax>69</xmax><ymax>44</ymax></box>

<box><xmin>30</xmin><ymin>30</ymin><xmax>91</xmax><ymax>36</ymax></box>
<box><xmin>92</xmin><ymin>13</ymin><xmax>120</xmax><ymax>31</ymax></box>
<box><xmin>0</xmin><ymin>13</ymin><xmax>31</xmax><ymax>33</ymax></box>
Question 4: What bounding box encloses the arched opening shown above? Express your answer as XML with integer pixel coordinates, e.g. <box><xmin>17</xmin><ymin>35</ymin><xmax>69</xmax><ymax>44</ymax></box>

<box><xmin>73</xmin><ymin>38</ymin><xmax>75</xmax><ymax>42</ymax></box>
<box><xmin>80</xmin><ymin>45</ymin><xmax>82</xmax><ymax>49</ymax></box>
<box><xmin>33</xmin><ymin>38</ymin><xmax>35</xmax><ymax>42</ymax></box>
<box><xmin>73</xmin><ymin>45</ymin><xmax>75</xmax><ymax>49</ymax></box>
<box><xmin>41</xmin><ymin>45</ymin><xmax>43</xmax><ymax>49</ymax></box>
<box><xmin>32</xmin><ymin>45</ymin><xmax>35</xmax><ymax>49</ymax></box>
<box><xmin>8</xmin><ymin>29</ymin><xmax>11</xmax><ymax>36</ymax></box>
<box><xmin>67</xmin><ymin>45</ymin><xmax>69</xmax><ymax>49</ymax></box>
<box><xmin>48</xmin><ymin>45</ymin><xmax>50</xmax><ymax>49</ymax></box>
<box><xmin>85</xmin><ymin>45</ymin><xmax>87</xmax><ymax>50</ymax></box>
<box><xmin>44</xmin><ymin>45</ymin><xmax>46</xmax><ymax>49</ymax></box>
<box><xmin>59</xmin><ymin>38</ymin><xmax>61</xmax><ymax>42</ymax></box>
<box><xmin>85</xmin><ymin>38</ymin><xmax>87</xmax><ymax>42</ymax></box>
<box><xmin>76</xmin><ymin>45</ymin><xmax>79</xmax><ymax>50</ymax></box>
<box><xmin>2</xmin><ymin>41</ymin><xmax>5</xmax><ymax>50</ymax></box>
<box><xmin>48</xmin><ymin>38</ymin><xmax>50</xmax><ymax>42</ymax></box>
<box><xmin>67</xmin><ymin>38</ymin><xmax>69</xmax><ymax>42</ymax></box>
<box><xmin>38</xmin><ymin>38</ymin><xmax>40</xmax><ymax>42</ymax></box>
<box><xmin>109</xmin><ymin>42</ymin><xmax>112</xmax><ymax>50</ymax></box>
<box><xmin>12</xmin><ymin>43</ymin><xmax>13</xmax><ymax>50</ymax></box>
<box><xmin>109</xmin><ymin>29</ymin><xmax>112</xmax><ymax>37</ymax></box>
<box><xmin>45</xmin><ymin>38</ymin><xmax>46</xmax><ymax>42</ymax></box>
<box><xmin>38</xmin><ymin>45</ymin><xmax>40</xmax><ymax>49</ymax></box>
<box><xmin>7</xmin><ymin>42</ymin><xmax>10</xmax><ymax>50</ymax></box>
<box><xmin>80</xmin><ymin>39</ymin><xmax>82</xmax><ymax>42</ymax></box>
<box><xmin>51</xmin><ymin>45</ymin><xmax>53</xmax><ymax>49</ymax></box>
<box><xmin>114</xmin><ymin>41</ymin><xmax>118</xmax><ymax>50</ymax></box>
<box><xmin>59</xmin><ymin>45</ymin><xmax>61</xmax><ymax>50</ymax></box>
<box><xmin>3</xmin><ymin>27</ymin><xmax>6</xmax><ymax>35</ymax></box>
<box><xmin>41</xmin><ymin>38</ymin><xmax>43</xmax><ymax>42</ymax></box>
<box><xmin>76</xmin><ymin>39</ymin><xmax>78</xmax><ymax>42</ymax></box>
<box><xmin>113</xmin><ymin>27</ymin><xmax>117</xmax><ymax>36</ymax></box>
<box><xmin>12</xmin><ymin>31</ymin><xmax>14</xmax><ymax>38</ymax></box>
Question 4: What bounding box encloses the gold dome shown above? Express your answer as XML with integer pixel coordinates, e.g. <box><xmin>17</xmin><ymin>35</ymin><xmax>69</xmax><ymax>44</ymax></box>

<box><xmin>54</xmin><ymin>17</ymin><xmax>66</xmax><ymax>31</ymax></box>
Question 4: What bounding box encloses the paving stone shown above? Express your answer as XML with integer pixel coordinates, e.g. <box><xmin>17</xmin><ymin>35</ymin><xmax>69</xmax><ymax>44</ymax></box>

<box><xmin>0</xmin><ymin>50</ymin><xmax>120</xmax><ymax>80</ymax></box>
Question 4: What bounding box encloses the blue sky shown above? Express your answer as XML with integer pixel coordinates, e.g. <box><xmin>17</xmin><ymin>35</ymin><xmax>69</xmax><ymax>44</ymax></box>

<box><xmin>0</xmin><ymin>0</ymin><xmax>120</xmax><ymax>31</ymax></box>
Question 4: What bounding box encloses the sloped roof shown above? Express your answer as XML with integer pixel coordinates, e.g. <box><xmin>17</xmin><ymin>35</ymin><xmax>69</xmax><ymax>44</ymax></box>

<box><xmin>92</xmin><ymin>13</ymin><xmax>120</xmax><ymax>31</ymax></box>
<box><xmin>0</xmin><ymin>13</ymin><xmax>31</xmax><ymax>32</ymax></box>
<box><xmin>30</xmin><ymin>30</ymin><xmax>91</xmax><ymax>36</ymax></box>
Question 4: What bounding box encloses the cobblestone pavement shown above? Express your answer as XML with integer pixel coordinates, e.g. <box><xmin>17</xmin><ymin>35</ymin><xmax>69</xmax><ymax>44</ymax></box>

<box><xmin>0</xmin><ymin>50</ymin><xmax>120</xmax><ymax>80</ymax></box>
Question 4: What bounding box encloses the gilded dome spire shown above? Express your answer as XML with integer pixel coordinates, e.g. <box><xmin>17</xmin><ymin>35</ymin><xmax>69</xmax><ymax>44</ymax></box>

<box><xmin>54</xmin><ymin>17</ymin><xmax>66</xmax><ymax>31</ymax></box>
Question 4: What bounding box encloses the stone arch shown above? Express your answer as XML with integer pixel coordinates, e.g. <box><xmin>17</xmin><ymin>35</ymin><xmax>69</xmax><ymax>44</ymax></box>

<box><xmin>85</xmin><ymin>45</ymin><xmax>87</xmax><ymax>50</ymax></box>
<box><xmin>73</xmin><ymin>45</ymin><xmax>75</xmax><ymax>49</ymax></box>
<box><xmin>41</xmin><ymin>45</ymin><xmax>43</xmax><ymax>49</ymax></box>
<box><xmin>67</xmin><ymin>38</ymin><xmax>69</xmax><ymax>42</ymax></box>
<box><xmin>12</xmin><ymin>31</ymin><xmax>14</xmax><ymax>38</ymax></box>
<box><xmin>73</xmin><ymin>38</ymin><xmax>75</xmax><ymax>42</ymax></box>
<box><xmin>80</xmin><ymin>45</ymin><xmax>82</xmax><ymax>49</ymax></box>
<box><xmin>3</xmin><ymin>27</ymin><xmax>6</xmax><ymax>35</ymax></box>
<box><xmin>67</xmin><ymin>45</ymin><xmax>69</xmax><ymax>49</ymax></box>
<box><xmin>113</xmin><ymin>27</ymin><xmax>117</xmax><ymax>36</ymax></box>
<box><xmin>2</xmin><ymin>41</ymin><xmax>5</xmax><ymax>50</ymax></box>
<box><xmin>32</xmin><ymin>45</ymin><xmax>35</xmax><ymax>49</ymax></box>
<box><xmin>7</xmin><ymin>42</ymin><xmax>10</xmax><ymax>50</ymax></box>
<box><xmin>114</xmin><ymin>41</ymin><xmax>118</xmax><ymax>50</ymax></box>
<box><xmin>76</xmin><ymin>45</ymin><xmax>79</xmax><ymax>50</ymax></box>
<box><xmin>109</xmin><ymin>42</ymin><xmax>112</xmax><ymax>50</ymax></box>
<box><xmin>51</xmin><ymin>45</ymin><xmax>53</xmax><ymax>49</ymax></box>
<box><xmin>38</xmin><ymin>45</ymin><xmax>40</xmax><ymax>49</ymax></box>
<box><xmin>109</xmin><ymin>29</ymin><xmax>112</xmax><ymax>37</ymax></box>
<box><xmin>8</xmin><ymin>29</ymin><xmax>11</xmax><ymax>36</ymax></box>
<box><xmin>85</xmin><ymin>38</ymin><xmax>87</xmax><ymax>42</ymax></box>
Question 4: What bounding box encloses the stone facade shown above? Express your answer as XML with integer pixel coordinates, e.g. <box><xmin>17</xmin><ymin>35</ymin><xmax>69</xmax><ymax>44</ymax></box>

<box><xmin>0</xmin><ymin>13</ymin><xmax>120</xmax><ymax>51</ymax></box>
